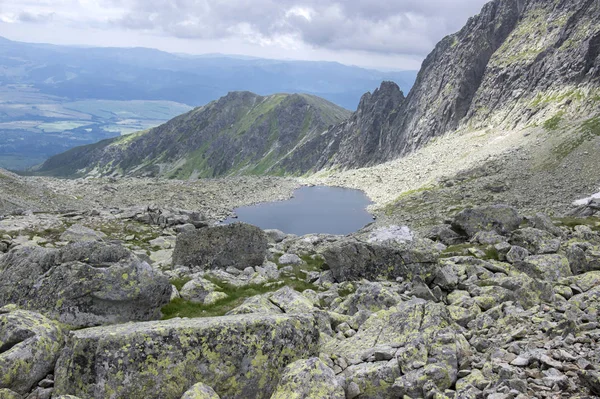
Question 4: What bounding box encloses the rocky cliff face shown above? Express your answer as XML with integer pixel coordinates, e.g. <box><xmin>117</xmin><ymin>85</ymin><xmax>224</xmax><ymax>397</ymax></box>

<box><xmin>37</xmin><ymin>92</ymin><xmax>350</xmax><ymax>178</ymax></box>
<box><xmin>312</xmin><ymin>0</ymin><xmax>600</xmax><ymax>170</ymax></box>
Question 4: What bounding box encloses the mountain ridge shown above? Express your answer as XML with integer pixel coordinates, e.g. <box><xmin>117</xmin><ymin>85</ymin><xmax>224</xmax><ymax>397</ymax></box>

<box><xmin>36</xmin><ymin>92</ymin><xmax>351</xmax><ymax>178</ymax></box>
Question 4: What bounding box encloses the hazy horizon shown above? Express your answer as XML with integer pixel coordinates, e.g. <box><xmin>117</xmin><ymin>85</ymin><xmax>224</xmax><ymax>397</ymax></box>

<box><xmin>1</xmin><ymin>0</ymin><xmax>490</xmax><ymax>71</ymax></box>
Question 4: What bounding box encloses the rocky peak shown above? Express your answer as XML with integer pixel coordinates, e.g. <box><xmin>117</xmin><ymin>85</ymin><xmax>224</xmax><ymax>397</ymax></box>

<box><xmin>356</xmin><ymin>81</ymin><xmax>404</xmax><ymax>117</ymax></box>
<box><xmin>310</xmin><ymin>0</ymin><xmax>600</xmax><ymax>171</ymax></box>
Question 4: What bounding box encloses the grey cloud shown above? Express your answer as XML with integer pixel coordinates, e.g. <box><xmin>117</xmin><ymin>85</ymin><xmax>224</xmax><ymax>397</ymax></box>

<box><xmin>16</xmin><ymin>11</ymin><xmax>55</xmax><ymax>23</ymax></box>
<box><xmin>112</xmin><ymin>0</ymin><xmax>490</xmax><ymax>56</ymax></box>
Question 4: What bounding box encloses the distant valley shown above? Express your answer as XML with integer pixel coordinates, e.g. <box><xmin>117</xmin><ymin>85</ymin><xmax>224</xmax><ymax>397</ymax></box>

<box><xmin>0</xmin><ymin>36</ymin><xmax>416</xmax><ymax>170</ymax></box>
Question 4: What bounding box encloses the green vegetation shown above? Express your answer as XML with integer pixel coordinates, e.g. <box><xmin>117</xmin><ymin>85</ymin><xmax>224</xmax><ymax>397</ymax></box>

<box><xmin>162</xmin><ymin>277</ymin><xmax>320</xmax><ymax>319</ymax></box>
<box><xmin>543</xmin><ymin>111</ymin><xmax>564</xmax><ymax>130</ymax></box>
<box><xmin>441</xmin><ymin>243</ymin><xmax>500</xmax><ymax>261</ymax></box>
<box><xmin>551</xmin><ymin>115</ymin><xmax>600</xmax><ymax>159</ymax></box>
<box><xmin>162</xmin><ymin>253</ymin><xmax>328</xmax><ymax>319</ymax></box>
<box><xmin>530</xmin><ymin>89</ymin><xmax>586</xmax><ymax>108</ymax></box>
<box><xmin>170</xmin><ymin>277</ymin><xmax>192</xmax><ymax>291</ymax></box>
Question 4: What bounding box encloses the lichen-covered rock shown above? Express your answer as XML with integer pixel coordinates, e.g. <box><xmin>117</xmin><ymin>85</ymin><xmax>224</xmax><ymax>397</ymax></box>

<box><xmin>172</xmin><ymin>223</ymin><xmax>268</xmax><ymax>271</ymax></box>
<box><xmin>0</xmin><ymin>306</ymin><xmax>64</xmax><ymax>395</ymax></box>
<box><xmin>54</xmin><ymin>314</ymin><xmax>319</xmax><ymax>399</ymax></box>
<box><xmin>451</xmin><ymin>205</ymin><xmax>522</xmax><ymax>237</ymax></box>
<box><xmin>180</xmin><ymin>278</ymin><xmax>222</xmax><ymax>305</ymax></box>
<box><xmin>475</xmin><ymin>274</ymin><xmax>554</xmax><ymax>309</ymax></box>
<box><xmin>342</xmin><ymin>360</ymin><xmax>400</xmax><ymax>399</ymax></box>
<box><xmin>333</xmin><ymin>282</ymin><xmax>403</xmax><ymax>316</ymax></box>
<box><xmin>59</xmin><ymin>224</ymin><xmax>106</xmax><ymax>242</ymax></box>
<box><xmin>0</xmin><ymin>242</ymin><xmax>172</xmax><ymax>327</ymax></box>
<box><xmin>567</xmin><ymin>242</ymin><xmax>600</xmax><ymax>275</ymax></box>
<box><xmin>180</xmin><ymin>382</ymin><xmax>220</xmax><ymax>399</ymax></box>
<box><xmin>325</xmin><ymin>299</ymin><xmax>455</xmax><ymax>362</ymax></box>
<box><xmin>321</xmin><ymin>237</ymin><xmax>439</xmax><ymax>283</ymax></box>
<box><xmin>509</xmin><ymin>228</ymin><xmax>561</xmax><ymax>254</ymax></box>
<box><xmin>514</xmin><ymin>254</ymin><xmax>572</xmax><ymax>281</ymax></box>
<box><xmin>269</xmin><ymin>287</ymin><xmax>315</xmax><ymax>314</ymax></box>
<box><xmin>270</xmin><ymin>358</ymin><xmax>345</xmax><ymax>399</ymax></box>
<box><xmin>226</xmin><ymin>294</ymin><xmax>283</xmax><ymax>315</ymax></box>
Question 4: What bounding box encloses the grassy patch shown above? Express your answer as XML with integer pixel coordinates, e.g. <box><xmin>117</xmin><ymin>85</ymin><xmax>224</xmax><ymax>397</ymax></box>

<box><xmin>162</xmin><ymin>276</ymin><xmax>320</xmax><ymax>319</ymax></box>
<box><xmin>162</xmin><ymin>283</ymin><xmax>278</xmax><ymax>319</ymax></box>
<box><xmin>170</xmin><ymin>277</ymin><xmax>192</xmax><ymax>291</ymax></box>
<box><xmin>543</xmin><ymin>111</ymin><xmax>564</xmax><ymax>131</ymax></box>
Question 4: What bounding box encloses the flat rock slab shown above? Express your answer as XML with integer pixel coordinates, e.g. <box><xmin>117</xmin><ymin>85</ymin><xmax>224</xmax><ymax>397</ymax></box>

<box><xmin>54</xmin><ymin>314</ymin><xmax>319</xmax><ymax>399</ymax></box>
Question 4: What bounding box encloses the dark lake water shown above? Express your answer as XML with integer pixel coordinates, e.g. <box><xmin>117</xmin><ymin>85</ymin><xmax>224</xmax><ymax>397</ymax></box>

<box><xmin>223</xmin><ymin>185</ymin><xmax>374</xmax><ymax>235</ymax></box>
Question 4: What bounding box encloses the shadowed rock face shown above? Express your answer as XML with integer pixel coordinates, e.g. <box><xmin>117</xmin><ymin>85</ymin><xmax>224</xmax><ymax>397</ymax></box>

<box><xmin>0</xmin><ymin>242</ymin><xmax>172</xmax><ymax>327</ymax></box>
<box><xmin>54</xmin><ymin>314</ymin><xmax>320</xmax><ymax>399</ymax></box>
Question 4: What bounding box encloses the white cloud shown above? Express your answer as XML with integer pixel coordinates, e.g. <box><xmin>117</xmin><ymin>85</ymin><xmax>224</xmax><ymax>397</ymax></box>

<box><xmin>0</xmin><ymin>0</ymin><xmax>491</xmax><ymax>69</ymax></box>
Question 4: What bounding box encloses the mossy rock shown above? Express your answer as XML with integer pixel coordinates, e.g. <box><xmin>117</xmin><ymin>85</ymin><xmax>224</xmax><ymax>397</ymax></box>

<box><xmin>54</xmin><ymin>313</ymin><xmax>319</xmax><ymax>399</ymax></box>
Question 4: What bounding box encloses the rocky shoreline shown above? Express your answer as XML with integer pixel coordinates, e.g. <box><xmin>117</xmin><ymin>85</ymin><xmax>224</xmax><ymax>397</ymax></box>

<box><xmin>1</xmin><ymin>200</ymin><xmax>599</xmax><ymax>398</ymax></box>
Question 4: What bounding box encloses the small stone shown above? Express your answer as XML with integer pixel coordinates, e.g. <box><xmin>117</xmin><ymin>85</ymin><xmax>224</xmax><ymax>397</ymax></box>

<box><xmin>510</xmin><ymin>356</ymin><xmax>530</xmax><ymax>367</ymax></box>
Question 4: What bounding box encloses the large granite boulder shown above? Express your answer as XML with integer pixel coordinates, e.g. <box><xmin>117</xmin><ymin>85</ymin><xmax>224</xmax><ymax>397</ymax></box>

<box><xmin>0</xmin><ymin>242</ymin><xmax>171</xmax><ymax>327</ymax></box>
<box><xmin>321</xmin><ymin>238</ymin><xmax>439</xmax><ymax>283</ymax></box>
<box><xmin>270</xmin><ymin>358</ymin><xmax>345</xmax><ymax>399</ymax></box>
<box><xmin>54</xmin><ymin>314</ymin><xmax>319</xmax><ymax>399</ymax></box>
<box><xmin>452</xmin><ymin>205</ymin><xmax>522</xmax><ymax>237</ymax></box>
<box><xmin>0</xmin><ymin>306</ymin><xmax>64</xmax><ymax>395</ymax></box>
<box><xmin>172</xmin><ymin>223</ymin><xmax>268</xmax><ymax>271</ymax></box>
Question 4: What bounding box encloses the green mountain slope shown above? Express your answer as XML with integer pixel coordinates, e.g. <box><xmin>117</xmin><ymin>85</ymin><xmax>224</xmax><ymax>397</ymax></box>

<box><xmin>36</xmin><ymin>92</ymin><xmax>351</xmax><ymax>178</ymax></box>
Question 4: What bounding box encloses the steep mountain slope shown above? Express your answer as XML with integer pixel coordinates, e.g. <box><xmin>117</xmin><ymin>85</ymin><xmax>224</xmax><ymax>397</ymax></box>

<box><xmin>36</xmin><ymin>93</ymin><xmax>350</xmax><ymax>178</ymax></box>
<box><xmin>309</xmin><ymin>0</ymin><xmax>600</xmax><ymax>170</ymax></box>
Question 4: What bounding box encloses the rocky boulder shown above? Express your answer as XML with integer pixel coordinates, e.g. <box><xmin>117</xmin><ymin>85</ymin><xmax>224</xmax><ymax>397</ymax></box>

<box><xmin>180</xmin><ymin>383</ymin><xmax>220</xmax><ymax>399</ymax></box>
<box><xmin>0</xmin><ymin>306</ymin><xmax>64</xmax><ymax>395</ymax></box>
<box><xmin>180</xmin><ymin>278</ymin><xmax>228</xmax><ymax>305</ymax></box>
<box><xmin>59</xmin><ymin>224</ymin><xmax>106</xmax><ymax>242</ymax></box>
<box><xmin>509</xmin><ymin>228</ymin><xmax>561</xmax><ymax>254</ymax></box>
<box><xmin>172</xmin><ymin>223</ymin><xmax>268</xmax><ymax>271</ymax></box>
<box><xmin>0</xmin><ymin>242</ymin><xmax>172</xmax><ymax>327</ymax></box>
<box><xmin>270</xmin><ymin>358</ymin><xmax>345</xmax><ymax>399</ymax></box>
<box><xmin>54</xmin><ymin>314</ymin><xmax>319</xmax><ymax>399</ymax></box>
<box><xmin>514</xmin><ymin>254</ymin><xmax>572</xmax><ymax>281</ymax></box>
<box><xmin>452</xmin><ymin>205</ymin><xmax>522</xmax><ymax>237</ymax></box>
<box><xmin>321</xmin><ymin>237</ymin><xmax>439</xmax><ymax>283</ymax></box>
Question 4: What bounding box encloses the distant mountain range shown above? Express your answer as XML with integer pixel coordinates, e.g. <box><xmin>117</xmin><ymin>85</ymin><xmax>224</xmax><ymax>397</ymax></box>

<box><xmin>0</xmin><ymin>36</ymin><xmax>417</xmax><ymax>110</ymax></box>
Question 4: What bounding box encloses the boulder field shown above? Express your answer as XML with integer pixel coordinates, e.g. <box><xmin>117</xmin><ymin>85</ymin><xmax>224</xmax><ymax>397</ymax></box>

<box><xmin>0</xmin><ymin>205</ymin><xmax>599</xmax><ymax>398</ymax></box>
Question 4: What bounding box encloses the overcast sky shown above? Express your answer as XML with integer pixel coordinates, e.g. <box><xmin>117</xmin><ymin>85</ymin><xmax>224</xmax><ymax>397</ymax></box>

<box><xmin>0</xmin><ymin>0</ymin><xmax>490</xmax><ymax>70</ymax></box>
